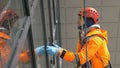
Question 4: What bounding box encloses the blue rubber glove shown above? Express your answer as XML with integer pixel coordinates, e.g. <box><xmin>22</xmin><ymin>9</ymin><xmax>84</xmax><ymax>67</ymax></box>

<box><xmin>35</xmin><ymin>46</ymin><xmax>45</xmax><ymax>55</ymax></box>
<box><xmin>47</xmin><ymin>45</ymin><xmax>61</xmax><ymax>55</ymax></box>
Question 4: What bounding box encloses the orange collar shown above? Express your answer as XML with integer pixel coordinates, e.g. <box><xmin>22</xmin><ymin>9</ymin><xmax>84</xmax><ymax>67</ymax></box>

<box><xmin>87</xmin><ymin>27</ymin><xmax>99</xmax><ymax>33</ymax></box>
<box><xmin>86</xmin><ymin>27</ymin><xmax>100</xmax><ymax>36</ymax></box>
<box><xmin>0</xmin><ymin>32</ymin><xmax>10</xmax><ymax>39</ymax></box>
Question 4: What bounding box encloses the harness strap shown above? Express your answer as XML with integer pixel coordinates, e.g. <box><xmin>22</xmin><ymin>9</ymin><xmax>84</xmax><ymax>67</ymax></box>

<box><xmin>83</xmin><ymin>34</ymin><xmax>105</xmax><ymax>44</ymax></box>
<box><xmin>81</xmin><ymin>34</ymin><xmax>105</xmax><ymax>68</ymax></box>
<box><xmin>74</xmin><ymin>53</ymin><xmax>80</xmax><ymax>68</ymax></box>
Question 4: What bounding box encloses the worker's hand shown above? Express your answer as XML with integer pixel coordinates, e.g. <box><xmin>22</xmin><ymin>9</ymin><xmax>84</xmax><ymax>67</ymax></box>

<box><xmin>35</xmin><ymin>44</ymin><xmax>61</xmax><ymax>55</ymax></box>
<box><xmin>46</xmin><ymin>45</ymin><xmax>61</xmax><ymax>55</ymax></box>
<box><xmin>35</xmin><ymin>46</ymin><xmax>45</xmax><ymax>55</ymax></box>
<box><xmin>19</xmin><ymin>51</ymin><xmax>31</xmax><ymax>63</ymax></box>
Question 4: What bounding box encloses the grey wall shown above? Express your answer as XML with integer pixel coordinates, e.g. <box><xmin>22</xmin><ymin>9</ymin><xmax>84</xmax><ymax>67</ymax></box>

<box><xmin>58</xmin><ymin>0</ymin><xmax>120</xmax><ymax>68</ymax></box>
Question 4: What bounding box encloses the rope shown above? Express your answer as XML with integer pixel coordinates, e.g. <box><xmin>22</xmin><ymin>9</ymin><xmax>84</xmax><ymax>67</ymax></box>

<box><xmin>78</xmin><ymin>0</ymin><xmax>88</xmax><ymax>68</ymax></box>
<box><xmin>81</xmin><ymin>0</ymin><xmax>84</xmax><ymax>35</ymax></box>
<box><xmin>75</xmin><ymin>0</ymin><xmax>85</xmax><ymax>68</ymax></box>
<box><xmin>83</xmin><ymin>0</ymin><xmax>89</xmax><ymax>68</ymax></box>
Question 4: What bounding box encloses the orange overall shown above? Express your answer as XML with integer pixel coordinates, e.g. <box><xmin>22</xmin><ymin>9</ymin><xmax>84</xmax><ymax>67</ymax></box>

<box><xmin>0</xmin><ymin>31</ymin><xmax>30</xmax><ymax>67</ymax></box>
<box><xmin>0</xmin><ymin>9</ymin><xmax>30</xmax><ymax>67</ymax></box>
<box><xmin>0</xmin><ymin>32</ymin><xmax>11</xmax><ymax>68</ymax></box>
<box><xmin>59</xmin><ymin>28</ymin><xmax>110</xmax><ymax>68</ymax></box>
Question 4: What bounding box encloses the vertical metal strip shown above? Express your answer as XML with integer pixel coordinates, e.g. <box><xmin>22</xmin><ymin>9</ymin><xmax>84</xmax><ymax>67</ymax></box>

<box><xmin>28</xmin><ymin>25</ymin><xmax>37</xmax><ymax>68</ymax></box>
<box><xmin>52</xmin><ymin>1</ymin><xmax>56</xmax><ymax>66</ymax></box>
<box><xmin>56</xmin><ymin>0</ymin><xmax>61</xmax><ymax>47</ymax></box>
<box><xmin>56</xmin><ymin>0</ymin><xmax>62</xmax><ymax>68</ymax></box>
<box><xmin>52</xmin><ymin>0</ymin><xmax>56</xmax><ymax>25</ymax></box>
<box><xmin>47</xmin><ymin>0</ymin><xmax>56</xmax><ymax>66</ymax></box>
<box><xmin>48</xmin><ymin>0</ymin><xmax>53</xmax><ymax>43</ymax></box>
<box><xmin>39</xmin><ymin>0</ymin><xmax>49</xmax><ymax>68</ymax></box>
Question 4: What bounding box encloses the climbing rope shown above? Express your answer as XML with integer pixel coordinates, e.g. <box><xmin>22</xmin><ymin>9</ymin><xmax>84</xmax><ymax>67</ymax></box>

<box><xmin>76</xmin><ymin>0</ymin><xmax>86</xmax><ymax>68</ymax></box>
<box><xmin>77</xmin><ymin>0</ymin><xmax>88</xmax><ymax>68</ymax></box>
<box><xmin>81</xmin><ymin>0</ymin><xmax>84</xmax><ymax>35</ymax></box>
<box><xmin>83</xmin><ymin>0</ymin><xmax>89</xmax><ymax>68</ymax></box>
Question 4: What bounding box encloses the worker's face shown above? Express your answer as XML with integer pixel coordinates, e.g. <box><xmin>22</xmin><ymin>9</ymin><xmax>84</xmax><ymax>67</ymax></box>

<box><xmin>77</xmin><ymin>16</ymin><xmax>84</xmax><ymax>29</ymax></box>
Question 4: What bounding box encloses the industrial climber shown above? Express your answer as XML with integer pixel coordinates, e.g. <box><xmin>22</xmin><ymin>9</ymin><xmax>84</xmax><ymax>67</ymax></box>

<box><xmin>0</xmin><ymin>9</ymin><xmax>19</xmax><ymax>67</ymax></box>
<box><xmin>35</xmin><ymin>7</ymin><xmax>111</xmax><ymax>68</ymax></box>
<box><xmin>0</xmin><ymin>10</ymin><xmax>31</xmax><ymax>67</ymax></box>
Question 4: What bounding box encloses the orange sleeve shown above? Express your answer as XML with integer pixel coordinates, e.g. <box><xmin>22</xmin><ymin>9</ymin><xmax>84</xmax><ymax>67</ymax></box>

<box><xmin>1</xmin><ymin>44</ymin><xmax>11</xmax><ymax>64</ymax></box>
<box><xmin>78</xmin><ymin>36</ymin><xmax>103</xmax><ymax>65</ymax></box>
<box><xmin>19</xmin><ymin>50</ymin><xmax>31</xmax><ymax>63</ymax></box>
<box><xmin>58</xmin><ymin>40</ymin><xmax>82</xmax><ymax>63</ymax></box>
<box><xmin>58</xmin><ymin>36</ymin><xmax>103</xmax><ymax>65</ymax></box>
<box><xmin>59</xmin><ymin>49</ymin><xmax>75</xmax><ymax>62</ymax></box>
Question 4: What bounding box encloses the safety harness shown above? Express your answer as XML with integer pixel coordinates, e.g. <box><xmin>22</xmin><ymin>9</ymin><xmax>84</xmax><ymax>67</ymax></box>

<box><xmin>75</xmin><ymin>34</ymin><xmax>112</xmax><ymax>68</ymax></box>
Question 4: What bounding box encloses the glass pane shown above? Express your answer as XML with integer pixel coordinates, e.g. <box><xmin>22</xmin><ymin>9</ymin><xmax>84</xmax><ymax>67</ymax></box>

<box><xmin>0</xmin><ymin>0</ymin><xmax>61</xmax><ymax>68</ymax></box>
<box><xmin>0</xmin><ymin>0</ymin><xmax>35</xmax><ymax>68</ymax></box>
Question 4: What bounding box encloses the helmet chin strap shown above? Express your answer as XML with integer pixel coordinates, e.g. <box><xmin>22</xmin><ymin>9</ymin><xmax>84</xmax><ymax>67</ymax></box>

<box><xmin>78</xmin><ymin>18</ymin><xmax>94</xmax><ymax>31</ymax></box>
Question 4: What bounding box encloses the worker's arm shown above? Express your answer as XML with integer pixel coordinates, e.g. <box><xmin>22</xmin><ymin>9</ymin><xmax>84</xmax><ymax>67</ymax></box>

<box><xmin>19</xmin><ymin>46</ymin><xmax>45</xmax><ymax>63</ymax></box>
<box><xmin>77</xmin><ymin>36</ymin><xmax>102</xmax><ymax>65</ymax></box>
<box><xmin>0</xmin><ymin>43</ymin><xmax>11</xmax><ymax>64</ymax></box>
<box><xmin>19</xmin><ymin>50</ymin><xmax>31</xmax><ymax>63</ymax></box>
<box><xmin>46</xmin><ymin>36</ymin><xmax>103</xmax><ymax>65</ymax></box>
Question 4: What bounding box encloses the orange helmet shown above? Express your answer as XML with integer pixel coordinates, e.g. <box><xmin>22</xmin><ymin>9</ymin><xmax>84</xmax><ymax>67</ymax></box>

<box><xmin>78</xmin><ymin>7</ymin><xmax>99</xmax><ymax>24</ymax></box>
<box><xmin>0</xmin><ymin>10</ymin><xmax>19</xmax><ymax>32</ymax></box>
